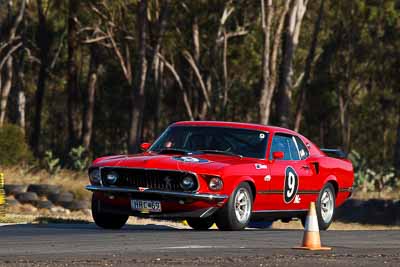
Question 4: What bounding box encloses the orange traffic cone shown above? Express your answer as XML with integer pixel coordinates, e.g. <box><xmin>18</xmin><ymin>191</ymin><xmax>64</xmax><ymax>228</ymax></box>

<box><xmin>294</xmin><ymin>202</ymin><xmax>331</xmax><ymax>250</ymax></box>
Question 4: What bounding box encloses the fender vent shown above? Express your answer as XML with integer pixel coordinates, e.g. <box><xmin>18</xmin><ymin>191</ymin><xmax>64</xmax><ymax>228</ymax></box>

<box><xmin>311</xmin><ymin>162</ymin><xmax>319</xmax><ymax>174</ymax></box>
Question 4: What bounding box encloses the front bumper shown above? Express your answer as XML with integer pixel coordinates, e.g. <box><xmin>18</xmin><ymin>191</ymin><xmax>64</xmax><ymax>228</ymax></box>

<box><xmin>87</xmin><ymin>185</ymin><xmax>228</xmax><ymax>218</ymax></box>
<box><xmin>86</xmin><ymin>185</ymin><xmax>228</xmax><ymax>202</ymax></box>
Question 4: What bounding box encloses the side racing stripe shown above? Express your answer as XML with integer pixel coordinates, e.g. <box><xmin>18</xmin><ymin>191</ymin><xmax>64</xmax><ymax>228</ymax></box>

<box><xmin>257</xmin><ymin>187</ymin><xmax>353</xmax><ymax>195</ymax></box>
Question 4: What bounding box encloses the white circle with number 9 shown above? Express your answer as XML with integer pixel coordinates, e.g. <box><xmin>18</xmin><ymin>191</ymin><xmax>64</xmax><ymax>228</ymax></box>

<box><xmin>284</xmin><ymin>166</ymin><xmax>299</xmax><ymax>203</ymax></box>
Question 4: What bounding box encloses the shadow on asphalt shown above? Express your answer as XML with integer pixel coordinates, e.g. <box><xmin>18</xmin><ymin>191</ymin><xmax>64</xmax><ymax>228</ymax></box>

<box><xmin>0</xmin><ymin>222</ymin><xmax>180</xmax><ymax>231</ymax></box>
<box><xmin>0</xmin><ymin>222</ymin><xmax>299</xmax><ymax>232</ymax></box>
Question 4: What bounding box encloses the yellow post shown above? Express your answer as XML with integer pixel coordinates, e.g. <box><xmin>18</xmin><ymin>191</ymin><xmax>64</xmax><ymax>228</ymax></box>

<box><xmin>0</xmin><ymin>173</ymin><xmax>4</xmax><ymax>217</ymax></box>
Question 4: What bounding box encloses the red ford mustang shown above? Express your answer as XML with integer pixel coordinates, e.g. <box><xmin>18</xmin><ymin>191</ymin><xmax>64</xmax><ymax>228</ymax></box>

<box><xmin>86</xmin><ymin>121</ymin><xmax>354</xmax><ymax>230</ymax></box>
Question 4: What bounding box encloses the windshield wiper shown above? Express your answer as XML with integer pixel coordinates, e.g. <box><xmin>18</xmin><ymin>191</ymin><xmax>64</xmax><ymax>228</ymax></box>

<box><xmin>156</xmin><ymin>148</ymin><xmax>193</xmax><ymax>155</ymax></box>
<box><xmin>197</xmin><ymin>149</ymin><xmax>243</xmax><ymax>158</ymax></box>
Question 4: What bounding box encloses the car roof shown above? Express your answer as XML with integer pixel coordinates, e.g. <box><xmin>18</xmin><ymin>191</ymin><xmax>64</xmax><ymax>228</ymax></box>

<box><xmin>172</xmin><ymin>121</ymin><xmax>299</xmax><ymax>135</ymax></box>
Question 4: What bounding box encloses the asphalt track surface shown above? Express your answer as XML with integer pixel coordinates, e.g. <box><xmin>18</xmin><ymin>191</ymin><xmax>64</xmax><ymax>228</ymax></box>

<box><xmin>0</xmin><ymin>223</ymin><xmax>399</xmax><ymax>266</ymax></box>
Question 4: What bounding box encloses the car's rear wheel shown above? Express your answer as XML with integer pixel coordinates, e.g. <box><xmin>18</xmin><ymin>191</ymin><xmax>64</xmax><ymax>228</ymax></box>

<box><xmin>215</xmin><ymin>182</ymin><xmax>253</xmax><ymax>231</ymax></box>
<box><xmin>186</xmin><ymin>217</ymin><xmax>214</xmax><ymax>230</ymax></box>
<box><xmin>317</xmin><ymin>183</ymin><xmax>336</xmax><ymax>230</ymax></box>
<box><xmin>92</xmin><ymin>194</ymin><xmax>129</xmax><ymax>229</ymax></box>
<box><xmin>300</xmin><ymin>183</ymin><xmax>336</xmax><ymax>230</ymax></box>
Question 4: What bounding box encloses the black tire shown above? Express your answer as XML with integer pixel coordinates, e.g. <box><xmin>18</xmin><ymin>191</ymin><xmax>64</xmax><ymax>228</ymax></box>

<box><xmin>316</xmin><ymin>183</ymin><xmax>336</xmax><ymax>230</ymax></box>
<box><xmin>47</xmin><ymin>193</ymin><xmax>60</xmax><ymax>203</ymax></box>
<box><xmin>186</xmin><ymin>217</ymin><xmax>214</xmax><ymax>230</ymax></box>
<box><xmin>28</xmin><ymin>184</ymin><xmax>61</xmax><ymax>196</ymax></box>
<box><xmin>6</xmin><ymin>198</ymin><xmax>19</xmax><ymax>207</ymax></box>
<box><xmin>51</xmin><ymin>192</ymin><xmax>74</xmax><ymax>206</ymax></box>
<box><xmin>92</xmin><ymin>194</ymin><xmax>128</xmax><ymax>230</ymax></box>
<box><xmin>4</xmin><ymin>184</ymin><xmax>27</xmax><ymax>196</ymax></box>
<box><xmin>36</xmin><ymin>200</ymin><xmax>54</xmax><ymax>209</ymax></box>
<box><xmin>65</xmin><ymin>200</ymin><xmax>90</xmax><ymax>211</ymax></box>
<box><xmin>15</xmin><ymin>192</ymin><xmax>39</xmax><ymax>205</ymax></box>
<box><xmin>215</xmin><ymin>182</ymin><xmax>253</xmax><ymax>231</ymax></box>
<box><xmin>300</xmin><ymin>183</ymin><xmax>336</xmax><ymax>230</ymax></box>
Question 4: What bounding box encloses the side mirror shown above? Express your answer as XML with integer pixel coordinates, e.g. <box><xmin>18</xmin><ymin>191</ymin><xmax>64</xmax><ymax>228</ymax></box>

<box><xmin>140</xmin><ymin>142</ymin><xmax>151</xmax><ymax>151</ymax></box>
<box><xmin>273</xmin><ymin>151</ymin><xmax>284</xmax><ymax>160</ymax></box>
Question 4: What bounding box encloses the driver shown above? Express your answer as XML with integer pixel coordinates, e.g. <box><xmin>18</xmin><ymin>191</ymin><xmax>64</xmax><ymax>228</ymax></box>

<box><xmin>188</xmin><ymin>134</ymin><xmax>208</xmax><ymax>151</ymax></box>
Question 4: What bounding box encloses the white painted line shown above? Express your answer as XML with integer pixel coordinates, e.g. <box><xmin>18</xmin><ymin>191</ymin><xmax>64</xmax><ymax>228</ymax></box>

<box><xmin>0</xmin><ymin>222</ymin><xmax>28</xmax><ymax>227</ymax></box>
<box><xmin>159</xmin><ymin>245</ymin><xmax>228</xmax><ymax>249</ymax></box>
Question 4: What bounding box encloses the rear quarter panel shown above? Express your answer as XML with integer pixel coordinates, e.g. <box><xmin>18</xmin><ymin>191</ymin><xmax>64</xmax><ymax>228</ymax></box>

<box><xmin>316</xmin><ymin>156</ymin><xmax>354</xmax><ymax>207</ymax></box>
<box><xmin>300</xmin><ymin>135</ymin><xmax>354</xmax><ymax>207</ymax></box>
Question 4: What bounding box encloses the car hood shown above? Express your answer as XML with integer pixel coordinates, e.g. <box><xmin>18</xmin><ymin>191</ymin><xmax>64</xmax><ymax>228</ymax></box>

<box><xmin>92</xmin><ymin>152</ymin><xmax>261</xmax><ymax>175</ymax></box>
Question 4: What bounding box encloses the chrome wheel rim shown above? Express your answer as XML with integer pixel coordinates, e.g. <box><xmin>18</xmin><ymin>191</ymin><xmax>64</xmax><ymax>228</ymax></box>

<box><xmin>320</xmin><ymin>188</ymin><xmax>334</xmax><ymax>223</ymax></box>
<box><xmin>234</xmin><ymin>188</ymin><xmax>251</xmax><ymax>223</ymax></box>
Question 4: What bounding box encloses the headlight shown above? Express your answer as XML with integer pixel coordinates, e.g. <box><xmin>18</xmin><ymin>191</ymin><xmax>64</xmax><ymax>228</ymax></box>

<box><xmin>106</xmin><ymin>171</ymin><xmax>119</xmax><ymax>185</ymax></box>
<box><xmin>209</xmin><ymin>177</ymin><xmax>223</xmax><ymax>191</ymax></box>
<box><xmin>180</xmin><ymin>176</ymin><xmax>195</xmax><ymax>191</ymax></box>
<box><xmin>89</xmin><ymin>169</ymin><xmax>101</xmax><ymax>185</ymax></box>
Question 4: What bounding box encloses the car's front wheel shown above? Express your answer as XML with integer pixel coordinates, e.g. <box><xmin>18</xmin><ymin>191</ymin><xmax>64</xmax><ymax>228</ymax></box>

<box><xmin>215</xmin><ymin>182</ymin><xmax>253</xmax><ymax>231</ymax></box>
<box><xmin>186</xmin><ymin>217</ymin><xmax>214</xmax><ymax>230</ymax></box>
<box><xmin>92</xmin><ymin>194</ymin><xmax>129</xmax><ymax>229</ymax></box>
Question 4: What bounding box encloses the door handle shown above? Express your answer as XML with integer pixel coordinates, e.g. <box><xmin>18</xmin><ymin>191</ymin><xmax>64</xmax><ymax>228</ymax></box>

<box><xmin>301</xmin><ymin>165</ymin><xmax>310</xmax><ymax>170</ymax></box>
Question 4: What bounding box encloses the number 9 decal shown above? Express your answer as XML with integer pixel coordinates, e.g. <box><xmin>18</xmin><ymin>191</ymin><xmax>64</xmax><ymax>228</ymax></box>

<box><xmin>284</xmin><ymin>166</ymin><xmax>299</xmax><ymax>203</ymax></box>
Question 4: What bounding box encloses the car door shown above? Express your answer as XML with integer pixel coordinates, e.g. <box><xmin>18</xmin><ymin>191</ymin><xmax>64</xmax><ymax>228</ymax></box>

<box><xmin>265</xmin><ymin>133</ymin><xmax>313</xmax><ymax>211</ymax></box>
<box><xmin>292</xmin><ymin>135</ymin><xmax>319</xmax><ymax>209</ymax></box>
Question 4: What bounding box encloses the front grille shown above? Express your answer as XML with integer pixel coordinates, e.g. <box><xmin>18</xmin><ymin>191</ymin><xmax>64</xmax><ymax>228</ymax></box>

<box><xmin>100</xmin><ymin>167</ymin><xmax>197</xmax><ymax>192</ymax></box>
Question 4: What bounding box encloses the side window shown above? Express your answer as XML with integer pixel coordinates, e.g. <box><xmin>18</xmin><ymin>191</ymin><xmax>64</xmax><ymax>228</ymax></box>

<box><xmin>270</xmin><ymin>134</ymin><xmax>300</xmax><ymax>160</ymax></box>
<box><xmin>294</xmin><ymin>136</ymin><xmax>310</xmax><ymax>160</ymax></box>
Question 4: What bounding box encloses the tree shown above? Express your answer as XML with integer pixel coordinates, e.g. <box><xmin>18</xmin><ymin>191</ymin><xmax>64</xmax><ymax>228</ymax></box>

<box><xmin>0</xmin><ymin>0</ymin><xmax>26</xmax><ymax>127</ymax></box>
<box><xmin>147</xmin><ymin>0</ymin><xmax>169</xmax><ymax>135</ymax></box>
<box><xmin>66</xmin><ymin>0</ymin><xmax>81</xmax><ymax>149</ymax></box>
<box><xmin>395</xmin><ymin>117</ymin><xmax>400</xmax><ymax>176</ymax></box>
<box><xmin>294</xmin><ymin>0</ymin><xmax>325</xmax><ymax>132</ymax></box>
<box><xmin>276</xmin><ymin>0</ymin><xmax>308</xmax><ymax>128</ymax></box>
<box><xmin>31</xmin><ymin>0</ymin><xmax>52</xmax><ymax>155</ymax></box>
<box><xmin>258</xmin><ymin>0</ymin><xmax>290</xmax><ymax>125</ymax></box>
<box><xmin>81</xmin><ymin>45</ymin><xmax>101</xmax><ymax>151</ymax></box>
<box><xmin>128</xmin><ymin>0</ymin><xmax>148</xmax><ymax>153</ymax></box>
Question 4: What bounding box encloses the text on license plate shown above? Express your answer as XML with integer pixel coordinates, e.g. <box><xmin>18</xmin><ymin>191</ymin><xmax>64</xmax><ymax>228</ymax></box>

<box><xmin>131</xmin><ymin>199</ymin><xmax>161</xmax><ymax>212</ymax></box>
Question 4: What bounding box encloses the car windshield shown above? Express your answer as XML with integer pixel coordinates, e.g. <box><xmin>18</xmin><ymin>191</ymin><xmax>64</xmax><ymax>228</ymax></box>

<box><xmin>150</xmin><ymin>126</ymin><xmax>268</xmax><ymax>159</ymax></box>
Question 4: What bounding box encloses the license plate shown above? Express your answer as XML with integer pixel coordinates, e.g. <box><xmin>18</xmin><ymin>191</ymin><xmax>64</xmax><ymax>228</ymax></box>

<box><xmin>131</xmin><ymin>199</ymin><xmax>161</xmax><ymax>213</ymax></box>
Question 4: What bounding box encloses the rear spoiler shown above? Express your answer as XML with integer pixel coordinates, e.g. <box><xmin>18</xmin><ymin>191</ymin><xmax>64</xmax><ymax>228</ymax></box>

<box><xmin>320</xmin><ymin>148</ymin><xmax>347</xmax><ymax>159</ymax></box>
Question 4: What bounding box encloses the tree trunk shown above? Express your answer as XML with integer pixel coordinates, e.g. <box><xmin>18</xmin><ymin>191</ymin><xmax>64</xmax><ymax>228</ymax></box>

<box><xmin>153</xmin><ymin>61</ymin><xmax>164</xmax><ymax>136</ymax></box>
<box><xmin>294</xmin><ymin>0</ymin><xmax>325</xmax><ymax>132</ymax></box>
<box><xmin>16</xmin><ymin>42</ymin><xmax>26</xmax><ymax>132</ymax></box>
<box><xmin>394</xmin><ymin>115</ymin><xmax>400</xmax><ymax>176</ymax></box>
<box><xmin>150</xmin><ymin>1</ymin><xmax>168</xmax><ymax>136</ymax></box>
<box><xmin>31</xmin><ymin>0</ymin><xmax>50</xmax><ymax>154</ymax></box>
<box><xmin>191</xmin><ymin>16</ymin><xmax>200</xmax><ymax>118</ymax></box>
<box><xmin>258</xmin><ymin>0</ymin><xmax>289</xmax><ymax>125</ymax></box>
<box><xmin>81</xmin><ymin>46</ymin><xmax>99</xmax><ymax>151</ymax></box>
<box><xmin>221</xmin><ymin>29</ymin><xmax>228</xmax><ymax>118</ymax></box>
<box><xmin>0</xmin><ymin>57</ymin><xmax>13</xmax><ymax>127</ymax></box>
<box><xmin>258</xmin><ymin>0</ymin><xmax>273</xmax><ymax>125</ymax></box>
<box><xmin>17</xmin><ymin>90</ymin><xmax>25</xmax><ymax>130</ymax></box>
<box><xmin>276</xmin><ymin>0</ymin><xmax>308</xmax><ymax>128</ymax></box>
<box><xmin>128</xmin><ymin>0</ymin><xmax>148</xmax><ymax>153</ymax></box>
<box><xmin>338</xmin><ymin>86</ymin><xmax>351</xmax><ymax>152</ymax></box>
<box><xmin>67</xmin><ymin>0</ymin><xmax>81</xmax><ymax>149</ymax></box>
<box><xmin>0</xmin><ymin>0</ymin><xmax>26</xmax><ymax>127</ymax></box>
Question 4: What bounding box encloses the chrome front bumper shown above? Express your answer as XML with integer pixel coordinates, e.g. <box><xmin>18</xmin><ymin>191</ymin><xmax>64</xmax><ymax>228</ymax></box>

<box><xmin>85</xmin><ymin>185</ymin><xmax>228</xmax><ymax>202</ymax></box>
